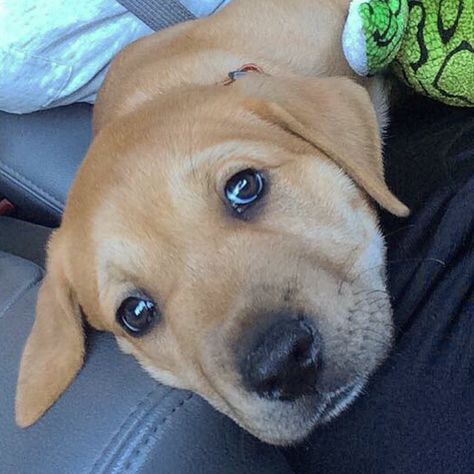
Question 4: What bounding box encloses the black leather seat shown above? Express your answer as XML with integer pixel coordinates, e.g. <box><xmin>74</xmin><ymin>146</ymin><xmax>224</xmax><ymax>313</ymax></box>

<box><xmin>0</xmin><ymin>105</ymin><xmax>292</xmax><ymax>474</ymax></box>
<box><xmin>0</xmin><ymin>105</ymin><xmax>93</xmax><ymax>226</ymax></box>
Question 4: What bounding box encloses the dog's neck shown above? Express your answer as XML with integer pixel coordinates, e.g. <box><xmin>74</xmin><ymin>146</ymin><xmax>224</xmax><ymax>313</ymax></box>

<box><xmin>93</xmin><ymin>0</ymin><xmax>388</xmax><ymax>134</ymax></box>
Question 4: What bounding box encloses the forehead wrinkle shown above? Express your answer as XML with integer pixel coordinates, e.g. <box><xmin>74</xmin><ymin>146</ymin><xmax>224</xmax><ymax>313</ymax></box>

<box><xmin>162</xmin><ymin>138</ymin><xmax>289</xmax><ymax>214</ymax></box>
<box><xmin>93</xmin><ymin>236</ymin><xmax>147</xmax><ymax>297</ymax></box>
<box><xmin>176</xmin><ymin>139</ymin><xmax>288</xmax><ymax>179</ymax></box>
<box><xmin>93</xmin><ymin>192</ymin><xmax>168</xmax><ymax>288</ymax></box>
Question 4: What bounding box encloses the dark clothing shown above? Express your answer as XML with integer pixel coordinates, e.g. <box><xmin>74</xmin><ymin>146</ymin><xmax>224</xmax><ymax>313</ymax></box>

<box><xmin>284</xmin><ymin>97</ymin><xmax>474</xmax><ymax>474</ymax></box>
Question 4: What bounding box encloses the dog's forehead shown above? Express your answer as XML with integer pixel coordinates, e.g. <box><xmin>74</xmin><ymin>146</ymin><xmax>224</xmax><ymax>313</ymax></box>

<box><xmin>84</xmin><ymin>109</ymin><xmax>297</xmax><ymax>228</ymax></box>
<box><xmin>76</xmin><ymin>81</ymin><xmax>381</xmax><ymax>296</ymax></box>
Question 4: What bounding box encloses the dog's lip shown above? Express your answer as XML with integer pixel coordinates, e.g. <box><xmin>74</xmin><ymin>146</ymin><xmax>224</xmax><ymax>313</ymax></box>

<box><xmin>316</xmin><ymin>380</ymin><xmax>364</xmax><ymax>423</ymax></box>
<box><xmin>212</xmin><ymin>380</ymin><xmax>364</xmax><ymax>445</ymax></box>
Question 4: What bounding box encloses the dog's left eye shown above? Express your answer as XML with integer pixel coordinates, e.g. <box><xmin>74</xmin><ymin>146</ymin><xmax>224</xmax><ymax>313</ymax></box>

<box><xmin>116</xmin><ymin>296</ymin><xmax>159</xmax><ymax>336</ymax></box>
<box><xmin>224</xmin><ymin>169</ymin><xmax>265</xmax><ymax>214</ymax></box>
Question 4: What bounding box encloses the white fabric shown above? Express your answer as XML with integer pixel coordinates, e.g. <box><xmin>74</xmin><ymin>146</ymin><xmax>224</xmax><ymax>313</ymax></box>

<box><xmin>0</xmin><ymin>0</ymin><xmax>230</xmax><ymax>114</ymax></box>
<box><xmin>342</xmin><ymin>0</ymin><xmax>369</xmax><ymax>76</ymax></box>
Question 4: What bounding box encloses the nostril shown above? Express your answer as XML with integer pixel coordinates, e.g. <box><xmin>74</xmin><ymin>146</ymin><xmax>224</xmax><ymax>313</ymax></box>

<box><xmin>241</xmin><ymin>316</ymin><xmax>322</xmax><ymax>401</ymax></box>
<box><xmin>292</xmin><ymin>329</ymin><xmax>317</xmax><ymax>364</ymax></box>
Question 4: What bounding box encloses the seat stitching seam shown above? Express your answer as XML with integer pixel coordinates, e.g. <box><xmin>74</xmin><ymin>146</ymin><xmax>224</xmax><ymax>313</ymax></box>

<box><xmin>0</xmin><ymin>162</ymin><xmax>63</xmax><ymax>208</ymax></box>
<box><xmin>88</xmin><ymin>386</ymin><xmax>171</xmax><ymax>474</ymax></box>
<box><xmin>122</xmin><ymin>392</ymin><xmax>195</xmax><ymax>472</ymax></box>
<box><xmin>0</xmin><ymin>273</ymin><xmax>43</xmax><ymax>320</ymax></box>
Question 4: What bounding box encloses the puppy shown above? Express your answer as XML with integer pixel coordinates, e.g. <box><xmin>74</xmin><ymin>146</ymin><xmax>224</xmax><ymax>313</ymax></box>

<box><xmin>16</xmin><ymin>0</ymin><xmax>408</xmax><ymax>445</ymax></box>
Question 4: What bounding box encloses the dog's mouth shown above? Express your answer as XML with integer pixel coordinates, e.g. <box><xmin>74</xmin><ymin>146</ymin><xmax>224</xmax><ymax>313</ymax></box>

<box><xmin>218</xmin><ymin>379</ymin><xmax>364</xmax><ymax>446</ymax></box>
<box><xmin>316</xmin><ymin>381</ymin><xmax>364</xmax><ymax>423</ymax></box>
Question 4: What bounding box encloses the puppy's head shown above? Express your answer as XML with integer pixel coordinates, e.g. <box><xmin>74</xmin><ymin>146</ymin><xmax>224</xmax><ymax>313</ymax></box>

<box><xmin>16</xmin><ymin>75</ymin><xmax>408</xmax><ymax>444</ymax></box>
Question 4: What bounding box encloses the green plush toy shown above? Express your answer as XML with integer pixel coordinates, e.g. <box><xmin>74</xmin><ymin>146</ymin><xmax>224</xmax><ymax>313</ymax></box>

<box><xmin>342</xmin><ymin>0</ymin><xmax>474</xmax><ymax>106</ymax></box>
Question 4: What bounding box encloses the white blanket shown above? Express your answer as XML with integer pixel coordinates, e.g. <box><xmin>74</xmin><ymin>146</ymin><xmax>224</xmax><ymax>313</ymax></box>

<box><xmin>0</xmin><ymin>0</ymin><xmax>229</xmax><ymax>113</ymax></box>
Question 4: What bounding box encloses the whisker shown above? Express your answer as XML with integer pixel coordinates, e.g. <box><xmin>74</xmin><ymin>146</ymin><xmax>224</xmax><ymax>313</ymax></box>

<box><xmin>337</xmin><ymin>247</ymin><xmax>361</xmax><ymax>295</ymax></box>
<box><xmin>350</xmin><ymin>257</ymin><xmax>447</xmax><ymax>283</ymax></box>
<box><xmin>353</xmin><ymin>288</ymin><xmax>390</xmax><ymax>297</ymax></box>
<box><xmin>383</xmin><ymin>224</ymin><xmax>416</xmax><ymax>239</ymax></box>
<box><xmin>352</xmin><ymin>296</ymin><xmax>391</xmax><ymax>309</ymax></box>
<box><xmin>343</xmin><ymin>332</ymin><xmax>393</xmax><ymax>352</ymax></box>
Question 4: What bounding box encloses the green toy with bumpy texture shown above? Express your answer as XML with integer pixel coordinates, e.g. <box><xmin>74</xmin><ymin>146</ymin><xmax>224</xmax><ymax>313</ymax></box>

<box><xmin>342</xmin><ymin>0</ymin><xmax>474</xmax><ymax>107</ymax></box>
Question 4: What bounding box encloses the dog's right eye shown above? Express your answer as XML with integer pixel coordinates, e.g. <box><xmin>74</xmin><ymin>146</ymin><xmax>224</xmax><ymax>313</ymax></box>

<box><xmin>224</xmin><ymin>169</ymin><xmax>265</xmax><ymax>215</ymax></box>
<box><xmin>116</xmin><ymin>296</ymin><xmax>159</xmax><ymax>336</ymax></box>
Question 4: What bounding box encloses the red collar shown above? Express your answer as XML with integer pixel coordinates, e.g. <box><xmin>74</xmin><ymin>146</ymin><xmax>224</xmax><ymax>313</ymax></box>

<box><xmin>223</xmin><ymin>63</ymin><xmax>264</xmax><ymax>86</ymax></box>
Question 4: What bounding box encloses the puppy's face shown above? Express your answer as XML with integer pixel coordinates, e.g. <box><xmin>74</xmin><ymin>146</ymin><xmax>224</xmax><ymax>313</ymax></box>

<box><xmin>16</xmin><ymin>76</ymin><xmax>408</xmax><ymax>445</ymax></box>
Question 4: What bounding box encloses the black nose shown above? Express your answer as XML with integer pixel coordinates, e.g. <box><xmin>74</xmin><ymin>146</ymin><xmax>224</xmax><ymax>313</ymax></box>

<box><xmin>241</xmin><ymin>317</ymin><xmax>322</xmax><ymax>401</ymax></box>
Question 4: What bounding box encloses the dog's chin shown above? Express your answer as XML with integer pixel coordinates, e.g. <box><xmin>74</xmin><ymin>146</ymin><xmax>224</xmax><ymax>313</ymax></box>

<box><xmin>230</xmin><ymin>381</ymin><xmax>364</xmax><ymax>446</ymax></box>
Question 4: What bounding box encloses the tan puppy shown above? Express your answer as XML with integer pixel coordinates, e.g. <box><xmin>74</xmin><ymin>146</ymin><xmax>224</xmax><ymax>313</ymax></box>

<box><xmin>16</xmin><ymin>0</ymin><xmax>409</xmax><ymax>445</ymax></box>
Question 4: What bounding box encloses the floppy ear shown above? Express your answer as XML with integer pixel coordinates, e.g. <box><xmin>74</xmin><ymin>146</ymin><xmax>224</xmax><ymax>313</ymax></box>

<box><xmin>235</xmin><ymin>75</ymin><xmax>409</xmax><ymax>217</ymax></box>
<box><xmin>16</xmin><ymin>233</ymin><xmax>85</xmax><ymax>427</ymax></box>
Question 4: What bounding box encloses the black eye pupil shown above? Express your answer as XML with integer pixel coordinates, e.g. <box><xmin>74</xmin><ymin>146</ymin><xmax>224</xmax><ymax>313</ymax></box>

<box><xmin>117</xmin><ymin>296</ymin><xmax>158</xmax><ymax>336</ymax></box>
<box><xmin>225</xmin><ymin>169</ymin><xmax>264</xmax><ymax>212</ymax></box>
